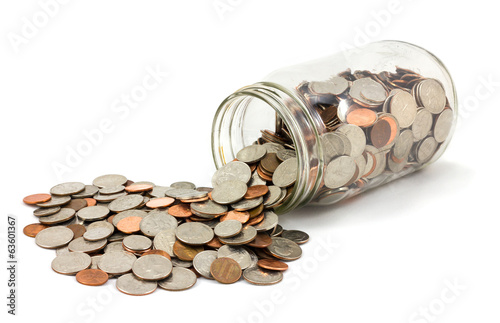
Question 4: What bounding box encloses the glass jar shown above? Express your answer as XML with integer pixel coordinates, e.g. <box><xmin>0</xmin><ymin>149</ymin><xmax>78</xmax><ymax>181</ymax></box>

<box><xmin>212</xmin><ymin>40</ymin><xmax>457</xmax><ymax>214</ymax></box>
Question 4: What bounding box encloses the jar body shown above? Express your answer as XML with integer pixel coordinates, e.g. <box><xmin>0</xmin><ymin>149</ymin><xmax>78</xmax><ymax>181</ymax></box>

<box><xmin>212</xmin><ymin>41</ymin><xmax>457</xmax><ymax>214</ymax></box>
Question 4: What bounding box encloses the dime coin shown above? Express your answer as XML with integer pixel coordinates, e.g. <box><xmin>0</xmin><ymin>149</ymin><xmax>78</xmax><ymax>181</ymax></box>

<box><xmin>116</xmin><ymin>273</ymin><xmax>157</xmax><ymax>296</ymax></box>
<box><xmin>218</xmin><ymin>226</ymin><xmax>257</xmax><ymax>245</ymax></box>
<box><xmin>76</xmin><ymin>269</ymin><xmax>109</xmax><ymax>286</ymax></box>
<box><xmin>92</xmin><ymin>174</ymin><xmax>128</xmax><ymax>188</ymax></box>
<box><xmin>50</xmin><ymin>182</ymin><xmax>85</xmax><ymax>196</ymax></box>
<box><xmin>267</xmin><ymin>237</ymin><xmax>302</xmax><ymax>261</ymax></box>
<box><xmin>72</xmin><ymin>185</ymin><xmax>99</xmax><ymax>198</ymax></box>
<box><xmin>281</xmin><ymin>230</ymin><xmax>309</xmax><ymax>244</ymax></box>
<box><xmin>35</xmin><ymin>226</ymin><xmax>74</xmax><ymax>249</ymax></box>
<box><xmin>23</xmin><ymin>223</ymin><xmax>48</xmax><ymax>237</ymax></box>
<box><xmin>132</xmin><ymin>254</ymin><xmax>172</xmax><ymax>281</ymax></box>
<box><xmin>77</xmin><ymin>206</ymin><xmax>110</xmax><ymax>222</ymax></box>
<box><xmin>272</xmin><ymin>158</ymin><xmax>297</xmax><ymax>188</ymax></box>
<box><xmin>218</xmin><ymin>245</ymin><xmax>252</xmax><ymax>270</ymax></box>
<box><xmin>51</xmin><ymin>252</ymin><xmax>91</xmax><ymax>275</ymax></box>
<box><xmin>23</xmin><ymin>193</ymin><xmax>51</xmax><ymax>205</ymax></box>
<box><xmin>176</xmin><ymin>222</ymin><xmax>214</xmax><ymax>245</ymax></box>
<box><xmin>99</xmin><ymin>185</ymin><xmax>125</xmax><ymax>195</ymax></box>
<box><xmin>214</xmin><ymin>220</ymin><xmax>242</xmax><ymax>238</ymax></box>
<box><xmin>108</xmin><ymin>195</ymin><xmax>144</xmax><ymax>212</ymax></box>
<box><xmin>210</xmin><ymin>257</ymin><xmax>242</xmax><ymax>284</ymax></box>
<box><xmin>98</xmin><ymin>251</ymin><xmax>136</xmax><ymax>275</ymax></box>
<box><xmin>36</xmin><ymin>195</ymin><xmax>71</xmax><ymax>208</ymax></box>
<box><xmin>193</xmin><ymin>250</ymin><xmax>218</xmax><ymax>279</ymax></box>
<box><xmin>39</xmin><ymin>208</ymin><xmax>75</xmax><ymax>225</ymax></box>
<box><xmin>158</xmin><ymin>267</ymin><xmax>197</xmax><ymax>291</ymax></box>
<box><xmin>243</xmin><ymin>266</ymin><xmax>283</xmax><ymax>285</ymax></box>
<box><xmin>68</xmin><ymin>237</ymin><xmax>107</xmax><ymax>253</ymax></box>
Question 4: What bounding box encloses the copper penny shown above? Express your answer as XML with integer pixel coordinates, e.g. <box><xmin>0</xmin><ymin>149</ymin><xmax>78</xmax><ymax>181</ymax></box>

<box><xmin>66</xmin><ymin>224</ymin><xmax>86</xmax><ymax>239</ymax></box>
<box><xmin>107</xmin><ymin>214</ymin><xmax>115</xmax><ymax>224</ymax></box>
<box><xmin>257</xmin><ymin>259</ymin><xmax>288</xmax><ymax>271</ymax></box>
<box><xmin>370</xmin><ymin>119</ymin><xmax>392</xmax><ymax>148</ymax></box>
<box><xmin>84</xmin><ymin>198</ymin><xmax>97</xmax><ymax>206</ymax></box>
<box><xmin>116</xmin><ymin>216</ymin><xmax>142</xmax><ymax>234</ymax></box>
<box><xmin>23</xmin><ymin>223</ymin><xmax>48</xmax><ymax>237</ymax></box>
<box><xmin>210</xmin><ymin>257</ymin><xmax>242</xmax><ymax>284</ymax></box>
<box><xmin>125</xmin><ymin>184</ymin><xmax>153</xmax><ymax>193</ymax></box>
<box><xmin>260</xmin><ymin>153</ymin><xmax>280</xmax><ymax>173</ymax></box>
<box><xmin>256</xmin><ymin>167</ymin><xmax>272</xmax><ymax>181</ymax></box>
<box><xmin>244</xmin><ymin>185</ymin><xmax>269</xmax><ymax>199</ymax></box>
<box><xmin>346</xmin><ymin>108</ymin><xmax>378</xmax><ymax>127</ymax></box>
<box><xmin>220</xmin><ymin>210</ymin><xmax>250</xmax><ymax>224</ymax></box>
<box><xmin>146</xmin><ymin>197</ymin><xmax>175</xmax><ymax>209</ymax></box>
<box><xmin>141</xmin><ymin>249</ymin><xmax>171</xmax><ymax>260</ymax></box>
<box><xmin>379</xmin><ymin>115</ymin><xmax>399</xmax><ymax>145</ymax></box>
<box><xmin>173</xmin><ymin>240</ymin><xmax>204</xmax><ymax>261</ymax></box>
<box><xmin>247</xmin><ymin>233</ymin><xmax>272</xmax><ymax>248</ymax></box>
<box><xmin>180</xmin><ymin>196</ymin><xmax>209</xmax><ymax>203</ymax></box>
<box><xmin>23</xmin><ymin>193</ymin><xmax>51</xmax><ymax>205</ymax></box>
<box><xmin>206</xmin><ymin>236</ymin><xmax>223</xmax><ymax>249</ymax></box>
<box><xmin>66</xmin><ymin>198</ymin><xmax>88</xmax><ymax>211</ymax></box>
<box><xmin>168</xmin><ymin>204</ymin><xmax>192</xmax><ymax>218</ymax></box>
<box><xmin>246</xmin><ymin>213</ymin><xmax>265</xmax><ymax>226</ymax></box>
<box><xmin>76</xmin><ymin>268</ymin><xmax>109</xmax><ymax>286</ymax></box>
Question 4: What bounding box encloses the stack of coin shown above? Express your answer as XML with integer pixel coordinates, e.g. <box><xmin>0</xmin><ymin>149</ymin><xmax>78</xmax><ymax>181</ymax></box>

<box><xmin>23</xmin><ymin>154</ymin><xmax>309</xmax><ymax>295</ymax></box>
<box><xmin>256</xmin><ymin>67</ymin><xmax>454</xmax><ymax>204</ymax></box>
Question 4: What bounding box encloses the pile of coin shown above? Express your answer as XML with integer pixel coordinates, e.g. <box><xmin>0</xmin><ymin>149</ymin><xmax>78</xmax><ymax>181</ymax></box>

<box><xmin>23</xmin><ymin>146</ymin><xmax>309</xmax><ymax>296</ymax></box>
<box><xmin>256</xmin><ymin>67</ymin><xmax>454</xmax><ymax>204</ymax></box>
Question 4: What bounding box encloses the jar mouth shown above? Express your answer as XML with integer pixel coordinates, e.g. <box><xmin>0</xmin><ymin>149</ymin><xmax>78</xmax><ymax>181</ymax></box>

<box><xmin>211</xmin><ymin>82</ymin><xmax>324</xmax><ymax>214</ymax></box>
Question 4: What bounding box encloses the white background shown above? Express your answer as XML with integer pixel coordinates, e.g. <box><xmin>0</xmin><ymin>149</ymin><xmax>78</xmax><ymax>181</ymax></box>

<box><xmin>1</xmin><ymin>1</ymin><xmax>499</xmax><ymax>323</ymax></box>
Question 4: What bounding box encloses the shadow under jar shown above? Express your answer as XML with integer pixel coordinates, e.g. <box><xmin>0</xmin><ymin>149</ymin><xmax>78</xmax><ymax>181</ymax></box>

<box><xmin>212</xmin><ymin>40</ymin><xmax>457</xmax><ymax>214</ymax></box>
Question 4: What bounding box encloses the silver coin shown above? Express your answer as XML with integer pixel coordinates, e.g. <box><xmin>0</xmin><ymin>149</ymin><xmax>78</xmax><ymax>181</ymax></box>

<box><xmin>218</xmin><ymin>226</ymin><xmax>257</xmax><ymax>245</ymax></box>
<box><xmin>87</xmin><ymin>220</ymin><xmax>114</xmax><ymax>232</ymax></box>
<box><xmin>51</xmin><ymin>252</ymin><xmax>91</xmax><ymax>275</ymax></box>
<box><xmin>387</xmin><ymin>153</ymin><xmax>408</xmax><ymax>173</ymax></box>
<box><xmin>164</xmin><ymin>188</ymin><xmax>207</xmax><ymax>199</ymax></box>
<box><xmin>171</xmin><ymin>258</ymin><xmax>192</xmax><ymax>268</ymax></box>
<box><xmin>93</xmin><ymin>174</ymin><xmax>128</xmax><ymax>188</ymax></box>
<box><xmin>91</xmin><ymin>255</ymin><xmax>102</xmax><ymax>269</ymax></box>
<box><xmin>218</xmin><ymin>245</ymin><xmax>252</xmax><ymax>270</ymax></box>
<box><xmin>140</xmin><ymin>210</ymin><xmax>178</xmax><ymax>237</ymax></box>
<box><xmin>214</xmin><ymin>220</ymin><xmax>242</xmax><ymax>238</ymax></box>
<box><xmin>116</xmin><ymin>273</ymin><xmax>157</xmax><ymax>296</ymax></box>
<box><xmin>263</xmin><ymin>186</ymin><xmax>282</xmax><ymax>207</ymax></box>
<box><xmin>98</xmin><ymin>251</ymin><xmax>136</xmax><ymax>275</ymax></box>
<box><xmin>176</xmin><ymin>222</ymin><xmax>214</xmax><ymax>245</ymax></box>
<box><xmin>324</xmin><ymin>156</ymin><xmax>357</xmax><ymax>189</ymax></box>
<box><xmin>112</xmin><ymin>209</ymin><xmax>148</xmax><ymax>226</ymax></box>
<box><xmin>39</xmin><ymin>208</ymin><xmax>75</xmax><ymax>225</ymax></box>
<box><xmin>271</xmin><ymin>224</ymin><xmax>283</xmax><ymax>237</ymax></box>
<box><xmin>158</xmin><ymin>267</ymin><xmax>197</xmax><ymax>291</ymax></box>
<box><xmin>212</xmin><ymin>180</ymin><xmax>247</xmax><ymax>205</ymax></box>
<box><xmin>104</xmin><ymin>241</ymin><xmax>125</xmax><ymax>253</ymax></box>
<box><xmin>93</xmin><ymin>191</ymin><xmax>127</xmax><ymax>203</ymax></box>
<box><xmin>281</xmin><ymin>230</ymin><xmax>309</xmax><ymax>244</ymax></box>
<box><xmin>412</xmin><ymin>108</ymin><xmax>433</xmax><ymax>141</ymax></box>
<box><xmin>243</xmin><ymin>267</ymin><xmax>283</xmax><ymax>285</ymax></box>
<box><xmin>193</xmin><ymin>250</ymin><xmax>218</xmax><ymax>279</ymax></box>
<box><xmin>236</xmin><ymin>145</ymin><xmax>267</xmax><ymax>163</ymax></box>
<box><xmin>108</xmin><ymin>194</ymin><xmax>144</xmax><ymax>212</ymax></box>
<box><xmin>211</xmin><ymin>161</ymin><xmax>252</xmax><ymax>186</ymax></box>
<box><xmin>122</xmin><ymin>235</ymin><xmax>152</xmax><ymax>251</ymax></box>
<box><xmin>393</xmin><ymin>129</ymin><xmax>414</xmax><ymax>160</ymax></box>
<box><xmin>353</xmin><ymin>154</ymin><xmax>366</xmax><ymax>182</ymax></box>
<box><xmin>55</xmin><ymin>246</ymin><xmax>70</xmax><ymax>256</ymax></box>
<box><xmin>72</xmin><ymin>185</ymin><xmax>99</xmax><ymax>198</ymax></box>
<box><xmin>310</xmin><ymin>77</ymin><xmax>348</xmax><ymax>95</ymax></box>
<box><xmin>253</xmin><ymin>211</ymin><xmax>279</xmax><ymax>232</ymax></box>
<box><xmin>99</xmin><ymin>185</ymin><xmax>125</xmax><ymax>195</ymax></box>
<box><xmin>36</xmin><ymin>195</ymin><xmax>71</xmax><ymax>208</ymax></box>
<box><xmin>415</xmin><ymin>136</ymin><xmax>438</xmax><ymax>163</ymax></box>
<box><xmin>267</xmin><ymin>187</ymin><xmax>287</xmax><ymax>209</ymax></box>
<box><xmin>191</xmin><ymin>200</ymin><xmax>228</xmax><ymax>216</ymax></box>
<box><xmin>272</xmin><ymin>157</ymin><xmax>297</xmax><ymax>188</ymax></box>
<box><xmin>231</xmin><ymin>196</ymin><xmax>263</xmax><ymax>211</ymax></box>
<box><xmin>77</xmin><ymin>206</ymin><xmax>110</xmax><ymax>221</ymax></box>
<box><xmin>35</xmin><ymin>226</ymin><xmax>74</xmax><ymax>249</ymax></box>
<box><xmin>365</xmin><ymin>145</ymin><xmax>387</xmax><ymax>179</ymax></box>
<box><xmin>315</xmin><ymin>187</ymin><xmax>349</xmax><ymax>204</ymax></box>
<box><xmin>321</xmin><ymin>132</ymin><xmax>350</xmax><ymax>163</ymax></box>
<box><xmin>433</xmin><ymin>108</ymin><xmax>454</xmax><ymax>143</ymax></box>
<box><xmin>248</xmin><ymin>171</ymin><xmax>267</xmax><ymax>187</ymax></box>
<box><xmin>262</xmin><ymin>142</ymin><xmax>285</xmax><ymax>153</ymax></box>
<box><xmin>350</xmin><ymin>78</ymin><xmax>386</xmax><ymax>106</ymax></box>
<box><xmin>267</xmin><ymin>237</ymin><xmax>302</xmax><ymax>260</ymax></box>
<box><xmin>416</xmin><ymin>79</ymin><xmax>446</xmax><ymax>114</ymax></box>
<box><xmin>68</xmin><ymin>237</ymin><xmax>107</xmax><ymax>253</ymax></box>
<box><xmin>107</xmin><ymin>231</ymin><xmax>128</xmax><ymax>242</ymax></box>
<box><xmin>276</xmin><ymin>149</ymin><xmax>296</xmax><ymax>162</ymax></box>
<box><xmin>336</xmin><ymin>124</ymin><xmax>366</xmax><ymax>157</ymax></box>
<box><xmin>149</xmin><ymin>186</ymin><xmax>171</xmax><ymax>198</ymax></box>
<box><xmin>170</xmin><ymin>181</ymin><xmax>196</xmax><ymax>190</ymax></box>
<box><xmin>50</xmin><ymin>182</ymin><xmax>85</xmax><ymax>196</ymax></box>
<box><xmin>244</xmin><ymin>246</ymin><xmax>259</xmax><ymax>268</ymax></box>
<box><xmin>83</xmin><ymin>227</ymin><xmax>113</xmax><ymax>241</ymax></box>
<box><xmin>389</xmin><ymin>90</ymin><xmax>417</xmax><ymax>128</ymax></box>
<box><xmin>153</xmin><ymin>229</ymin><xmax>177</xmax><ymax>257</ymax></box>
<box><xmin>33</xmin><ymin>206</ymin><xmax>61</xmax><ymax>217</ymax></box>
<box><xmin>132</xmin><ymin>254</ymin><xmax>172</xmax><ymax>281</ymax></box>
